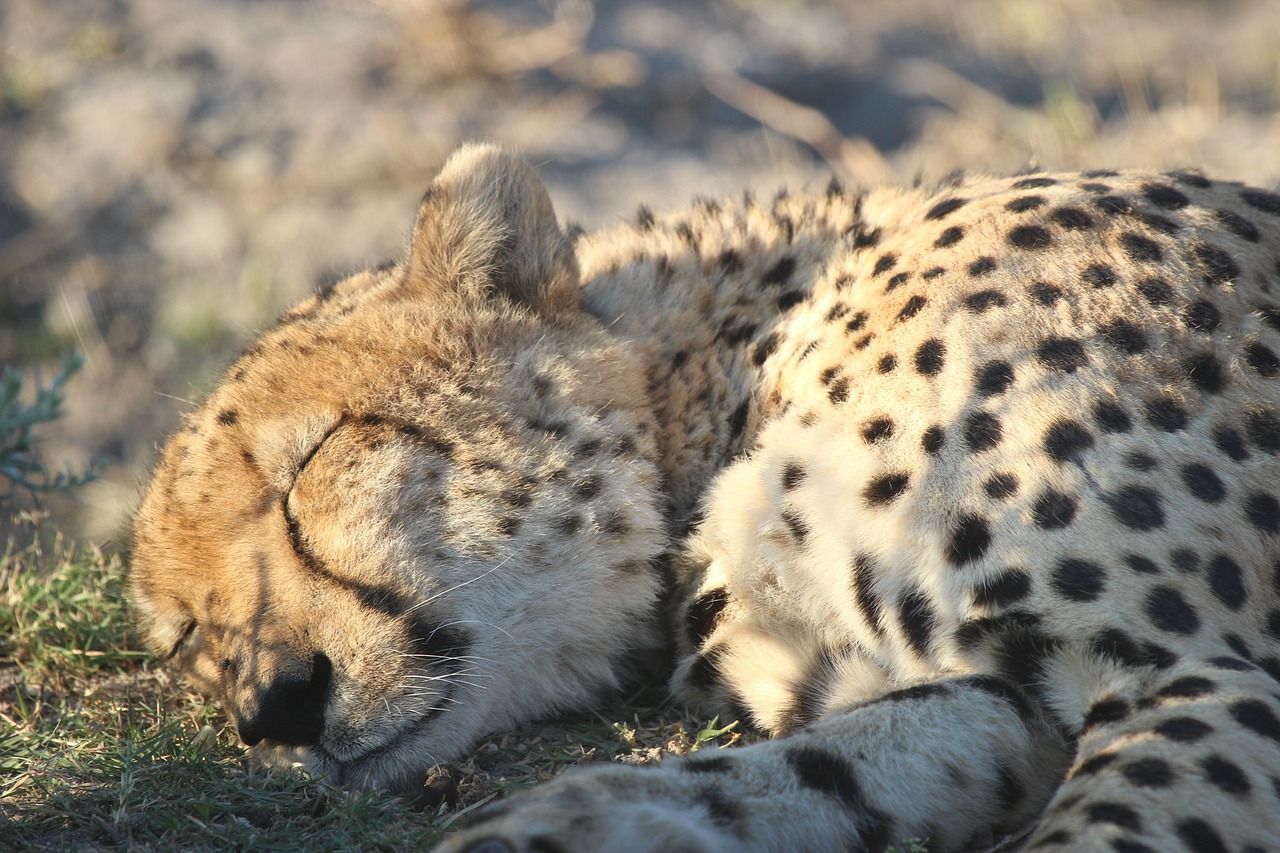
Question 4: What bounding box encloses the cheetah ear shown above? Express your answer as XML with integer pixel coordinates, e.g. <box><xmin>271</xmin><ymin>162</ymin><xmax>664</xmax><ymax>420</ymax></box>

<box><xmin>406</xmin><ymin>143</ymin><xmax>580</xmax><ymax>317</ymax></box>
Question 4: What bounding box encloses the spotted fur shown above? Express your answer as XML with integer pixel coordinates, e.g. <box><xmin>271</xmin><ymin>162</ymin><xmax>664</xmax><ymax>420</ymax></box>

<box><xmin>132</xmin><ymin>147</ymin><xmax>1280</xmax><ymax>852</ymax></box>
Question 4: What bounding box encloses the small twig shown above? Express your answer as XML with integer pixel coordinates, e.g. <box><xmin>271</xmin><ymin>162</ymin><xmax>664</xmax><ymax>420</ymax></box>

<box><xmin>701</xmin><ymin>62</ymin><xmax>895</xmax><ymax>187</ymax></box>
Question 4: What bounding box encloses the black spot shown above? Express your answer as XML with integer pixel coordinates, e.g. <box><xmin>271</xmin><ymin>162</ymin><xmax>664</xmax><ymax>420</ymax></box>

<box><xmin>1093</xmin><ymin>401</ymin><xmax>1132</xmax><ymax>433</ymax></box>
<box><xmin>1157</xmin><ymin>677</ymin><xmax>1216</xmax><ymax>700</ymax></box>
<box><xmin>1200</xmin><ymin>755</ymin><xmax>1251</xmax><ymax>796</ymax></box>
<box><xmin>1136</xmin><ymin>277</ymin><xmax>1173</xmax><ymax>306</ymax></box>
<box><xmin>728</xmin><ymin>399</ymin><xmax>750</xmax><ymax>442</ymax></box>
<box><xmin>1247</xmin><ymin>410</ymin><xmax>1280</xmax><ymax>453</ymax></box>
<box><xmin>764</xmin><ymin>255</ymin><xmax>797</xmax><ymax>285</ymax></box>
<box><xmin>1176</xmin><ymin>819</ymin><xmax>1229</xmax><ymax>853</ymax></box>
<box><xmin>873</xmin><ymin>252</ymin><xmax>898</xmax><ymax>276</ymax></box>
<box><xmin>1051</xmin><ymin>206</ymin><xmax>1094</xmax><ymax>229</ymax></box>
<box><xmin>1247</xmin><ymin>341</ymin><xmax>1280</xmax><ymax>376</ymax></box>
<box><xmin>851</xmin><ymin>554</ymin><xmax>885</xmax><ymax>635</ymax></box>
<box><xmin>1246</xmin><ymin>492</ymin><xmax>1280</xmax><ymax>532</ymax></box>
<box><xmin>922</xmin><ymin>266</ymin><xmax>945</xmax><ymax>279</ymax></box>
<box><xmin>1170</xmin><ymin>549</ymin><xmax>1201</xmax><ymax>574</ymax></box>
<box><xmin>1052</xmin><ymin>558</ymin><xmax>1106</xmax><ymax>602</ymax></box>
<box><xmin>216</xmin><ymin>409</ymin><xmax>239</xmax><ymax>426</ymax></box>
<box><xmin>861</xmin><ymin>417</ymin><xmax>895</xmax><ymax>444</ymax></box>
<box><xmin>897</xmin><ymin>295</ymin><xmax>928</xmax><ymax>322</ymax></box>
<box><xmin>948</xmin><ymin>515</ymin><xmax>992</xmax><ymax>565</ymax></box>
<box><xmin>1145</xmin><ymin>398</ymin><xmax>1188</xmax><ymax>432</ymax></box>
<box><xmin>845</xmin><ymin>311</ymin><xmax>869</xmax><ymax>333</ymax></box>
<box><xmin>1183</xmin><ymin>300</ymin><xmax>1222</xmax><ymax>333</ymax></box>
<box><xmin>1014</xmin><ymin>176</ymin><xmax>1057</xmax><ymax>189</ymax></box>
<box><xmin>1165</xmin><ymin>170</ymin><xmax>1210</xmax><ymax>189</ymax></box>
<box><xmin>1259</xmin><ymin>304</ymin><xmax>1280</xmax><ymax>333</ymax></box>
<box><xmin>984</xmin><ymin>473</ymin><xmax>1018</xmax><ymax>500</ymax></box>
<box><xmin>1095</xmin><ymin>194</ymin><xmax>1132</xmax><ymax>215</ymax></box>
<box><xmin>1043</xmin><ymin>419</ymin><xmax>1094</xmax><ymax>463</ymax></box>
<box><xmin>776</xmin><ymin>291</ymin><xmax>805</xmax><ymax>311</ymax></box>
<box><xmin>1037</xmin><ymin>337</ymin><xmax>1088</xmax><ymax>373</ymax></box>
<box><xmin>573</xmin><ymin>474</ymin><xmax>602</xmax><ymax>500</ymax></box>
<box><xmin>1076</xmin><ymin>753</ymin><xmax>1119</xmax><ymax>777</ymax></box>
<box><xmin>1032</xmin><ymin>489</ymin><xmax>1078</xmax><ymax>529</ymax></box>
<box><xmin>1126</xmin><ymin>452</ymin><xmax>1157</xmax><ymax>470</ymax></box>
<box><xmin>1030</xmin><ymin>283</ymin><xmax>1075</xmax><ymax>313</ymax></box>
<box><xmin>1194</xmin><ymin>243</ymin><xmax>1241</xmax><ymax>284</ymax></box>
<box><xmin>934</xmin><ymin>226</ymin><xmax>965</xmax><ymax>248</ymax></box>
<box><xmin>863</xmin><ymin>470</ymin><xmax>911</xmax><ymax>507</ymax></box>
<box><xmin>785</xmin><ymin>747</ymin><xmax>893</xmax><ymax>849</ymax></box>
<box><xmin>1009</xmin><ymin>224</ymin><xmax>1052</xmax><ymax>250</ymax></box>
<box><xmin>1146</xmin><ymin>586</ymin><xmax>1200</xmax><ymax>634</ymax></box>
<box><xmin>876</xmin><ymin>353</ymin><xmax>897</xmax><ymax>373</ymax></box>
<box><xmin>964</xmin><ymin>290</ymin><xmax>1008</xmax><ymax>312</ymax></box>
<box><xmin>1006</xmin><ymin>195</ymin><xmax>1045</xmax><ymax>213</ymax></box>
<box><xmin>1214</xmin><ymin>426</ymin><xmax>1250</xmax><ymax>462</ymax></box>
<box><xmin>882</xmin><ymin>682</ymin><xmax>949</xmax><ymax>704</ymax></box>
<box><xmin>975</xmin><ymin>361</ymin><xmax>1014</xmax><ymax>396</ymax></box>
<box><xmin>781</xmin><ymin>462</ymin><xmax>806</xmax><ymax>491</ymax></box>
<box><xmin>1207</xmin><ymin>555</ymin><xmax>1247</xmax><ymax>610</ymax></box>
<box><xmin>1108</xmin><ymin>485</ymin><xmax>1165</xmax><ymax>530</ymax></box>
<box><xmin>1157</xmin><ymin>716</ymin><xmax>1213</xmax><ymax>742</ymax></box>
<box><xmin>1213</xmin><ymin>208</ymin><xmax>1261</xmax><ymax>242</ymax></box>
<box><xmin>1124</xmin><ymin>554</ymin><xmax>1160</xmax><ymax>574</ymax></box>
<box><xmin>973</xmin><ymin>569</ymin><xmax>1031</xmax><ymax>608</ymax></box>
<box><xmin>922</xmin><ymin>425</ymin><xmax>945</xmax><ymax>455</ymax></box>
<box><xmin>717</xmin><ymin>248</ymin><xmax>743</xmax><ymax>273</ymax></box>
<box><xmin>898</xmin><ymin>588</ymin><xmax>937</xmax><ymax>657</ymax></box>
<box><xmin>1142</xmin><ymin>182</ymin><xmax>1190</xmax><ymax>209</ymax></box>
<box><xmin>965</xmin><ymin>411</ymin><xmax>1003</xmax><ymax>453</ymax></box>
<box><xmin>914</xmin><ymin>339</ymin><xmax>946</xmax><ymax>375</ymax></box>
<box><xmin>753</xmin><ymin>331</ymin><xmax>780</xmax><ymax>367</ymax></box>
<box><xmin>1208</xmin><ymin>653</ymin><xmax>1259</xmax><ymax>666</ymax></box>
<box><xmin>555</xmin><ymin>514</ymin><xmax>582</xmax><ymax>535</ymax></box>
<box><xmin>1099</xmin><ymin>320</ymin><xmax>1148</xmax><ymax>354</ymax></box>
<box><xmin>1086</xmin><ymin>802</ymin><xmax>1141</xmax><ymax>832</ymax></box>
<box><xmin>1181</xmin><ymin>463</ymin><xmax>1226</xmax><ymax>503</ymax></box>
<box><xmin>686</xmin><ymin>587</ymin><xmax>730</xmax><ymax>647</ymax></box>
<box><xmin>1121</xmin><ymin>232</ymin><xmax>1164</xmax><ymax>263</ymax></box>
<box><xmin>828</xmin><ymin>377</ymin><xmax>851</xmax><ymax>404</ymax></box>
<box><xmin>781</xmin><ymin>509</ymin><xmax>808</xmax><ymax>542</ymax></box>
<box><xmin>1082</xmin><ymin>263</ymin><xmax>1118</xmax><ymax>288</ymax></box>
<box><xmin>925</xmin><ymin>197</ymin><xmax>967</xmax><ymax>220</ymax></box>
<box><xmin>1242</xmin><ymin>188</ymin><xmax>1280</xmax><ymax>216</ymax></box>
<box><xmin>1230</xmin><ymin>698</ymin><xmax>1280</xmax><ymax>742</ymax></box>
<box><xmin>1183</xmin><ymin>353</ymin><xmax>1226</xmax><ymax>393</ymax></box>
<box><xmin>1092</xmin><ymin>632</ymin><xmax>1151</xmax><ymax>669</ymax></box>
<box><xmin>993</xmin><ymin>621</ymin><xmax>1062</xmax><ymax>689</ymax></box>
<box><xmin>1083</xmin><ymin>698</ymin><xmax>1130</xmax><ymax>729</ymax></box>
<box><xmin>884</xmin><ymin>272</ymin><xmax>910</xmax><ymax>292</ymax></box>
<box><xmin>968</xmin><ymin>256</ymin><xmax>998</xmax><ymax>277</ymax></box>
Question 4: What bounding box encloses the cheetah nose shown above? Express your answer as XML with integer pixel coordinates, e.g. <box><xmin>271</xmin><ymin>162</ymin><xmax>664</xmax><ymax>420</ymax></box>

<box><xmin>233</xmin><ymin>651</ymin><xmax>333</xmax><ymax>747</ymax></box>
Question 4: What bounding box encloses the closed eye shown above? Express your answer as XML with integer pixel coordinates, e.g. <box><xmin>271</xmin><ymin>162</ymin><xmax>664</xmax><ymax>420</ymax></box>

<box><xmin>166</xmin><ymin>619</ymin><xmax>198</xmax><ymax>660</ymax></box>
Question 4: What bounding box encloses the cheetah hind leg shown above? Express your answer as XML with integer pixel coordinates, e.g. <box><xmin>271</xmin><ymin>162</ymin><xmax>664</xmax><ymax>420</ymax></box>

<box><xmin>1023</xmin><ymin>659</ymin><xmax>1280</xmax><ymax>852</ymax></box>
<box><xmin>435</xmin><ymin>674</ymin><xmax>1069</xmax><ymax>853</ymax></box>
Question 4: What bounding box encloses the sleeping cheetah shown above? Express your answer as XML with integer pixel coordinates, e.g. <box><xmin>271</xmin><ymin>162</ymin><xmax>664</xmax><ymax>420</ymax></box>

<box><xmin>132</xmin><ymin>144</ymin><xmax>1280</xmax><ymax>851</ymax></box>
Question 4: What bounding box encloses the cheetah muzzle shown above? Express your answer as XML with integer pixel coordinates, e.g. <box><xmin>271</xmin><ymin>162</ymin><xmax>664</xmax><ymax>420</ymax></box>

<box><xmin>133</xmin><ymin>146</ymin><xmax>1280</xmax><ymax>851</ymax></box>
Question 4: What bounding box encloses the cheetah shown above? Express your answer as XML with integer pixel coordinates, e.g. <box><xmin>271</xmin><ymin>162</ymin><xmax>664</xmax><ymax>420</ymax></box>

<box><xmin>132</xmin><ymin>144</ymin><xmax>1280</xmax><ymax>851</ymax></box>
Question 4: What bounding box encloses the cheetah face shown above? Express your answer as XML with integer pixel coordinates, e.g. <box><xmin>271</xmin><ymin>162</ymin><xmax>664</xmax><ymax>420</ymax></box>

<box><xmin>130</xmin><ymin>146</ymin><xmax>667</xmax><ymax>791</ymax></box>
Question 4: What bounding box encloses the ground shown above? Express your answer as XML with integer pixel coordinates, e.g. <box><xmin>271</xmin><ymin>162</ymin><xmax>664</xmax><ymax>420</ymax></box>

<box><xmin>4</xmin><ymin>0</ymin><xmax>1280</xmax><ymax>849</ymax></box>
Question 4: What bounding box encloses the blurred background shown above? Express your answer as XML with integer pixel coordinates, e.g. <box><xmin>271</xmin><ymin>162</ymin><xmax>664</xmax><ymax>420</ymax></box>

<box><xmin>4</xmin><ymin>0</ymin><xmax>1280</xmax><ymax>544</ymax></box>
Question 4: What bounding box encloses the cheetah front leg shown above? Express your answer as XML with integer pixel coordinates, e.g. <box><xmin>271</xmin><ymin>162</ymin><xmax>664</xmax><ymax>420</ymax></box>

<box><xmin>436</xmin><ymin>674</ymin><xmax>1070</xmax><ymax>853</ymax></box>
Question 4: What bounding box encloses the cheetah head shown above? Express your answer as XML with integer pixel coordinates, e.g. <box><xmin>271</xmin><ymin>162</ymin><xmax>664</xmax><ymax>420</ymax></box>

<box><xmin>130</xmin><ymin>145</ymin><xmax>667</xmax><ymax>791</ymax></box>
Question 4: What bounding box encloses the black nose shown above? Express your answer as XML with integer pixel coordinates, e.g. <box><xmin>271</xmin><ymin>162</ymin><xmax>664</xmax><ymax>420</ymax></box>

<box><xmin>235</xmin><ymin>652</ymin><xmax>333</xmax><ymax>747</ymax></box>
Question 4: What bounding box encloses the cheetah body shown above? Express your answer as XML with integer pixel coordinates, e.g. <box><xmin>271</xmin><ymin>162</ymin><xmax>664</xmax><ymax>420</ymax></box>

<box><xmin>132</xmin><ymin>146</ymin><xmax>1280</xmax><ymax>852</ymax></box>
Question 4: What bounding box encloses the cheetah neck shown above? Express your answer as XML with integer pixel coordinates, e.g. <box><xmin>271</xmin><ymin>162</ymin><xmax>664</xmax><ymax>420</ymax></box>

<box><xmin>574</xmin><ymin>189</ymin><xmax>866</xmax><ymax>533</ymax></box>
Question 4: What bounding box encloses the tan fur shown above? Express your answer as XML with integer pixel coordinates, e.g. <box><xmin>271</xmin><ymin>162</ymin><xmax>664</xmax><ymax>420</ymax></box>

<box><xmin>135</xmin><ymin>148</ymin><xmax>1280</xmax><ymax>851</ymax></box>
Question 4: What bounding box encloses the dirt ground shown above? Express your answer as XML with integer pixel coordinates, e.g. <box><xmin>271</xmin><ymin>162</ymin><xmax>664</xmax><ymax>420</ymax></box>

<box><xmin>4</xmin><ymin>0</ymin><xmax>1280</xmax><ymax>542</ymax></box>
